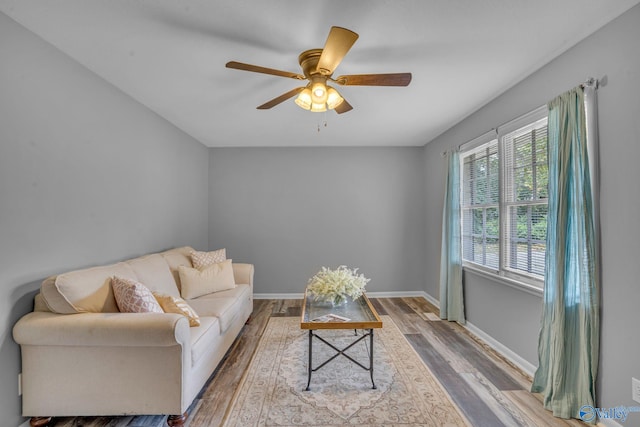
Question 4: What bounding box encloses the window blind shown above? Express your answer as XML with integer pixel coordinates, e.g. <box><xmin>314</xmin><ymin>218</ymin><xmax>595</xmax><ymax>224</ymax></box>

<box><xmin>501</xmin><ymin>118</ymin><xmax>548</xmax><ymax>277</ymax></box>
<box><xmin>461</xmin><ymin>139</ymin><xmax>499</xmax><ymax>270</ymax></box>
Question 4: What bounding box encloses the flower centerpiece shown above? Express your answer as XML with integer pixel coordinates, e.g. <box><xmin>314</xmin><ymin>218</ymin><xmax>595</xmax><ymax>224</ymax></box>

<box><xmin>307</xmin><ymin>265</ymin><xmax>370</xmax><ymax>306</ymax></box>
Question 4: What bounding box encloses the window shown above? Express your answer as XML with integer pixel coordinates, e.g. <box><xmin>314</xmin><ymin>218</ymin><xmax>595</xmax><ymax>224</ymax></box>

<box><xmin>462</xmin><ymin>140</ymin><xmax>499</xmax><ymax>270</ymax></box>
<box><xmin>460</xmin><ymin>107</ymin><xmax>548</xmax><ymax>285</ymax></box>
<box><xmin>502</xmin><ymin>117</ymin><xmax>548</xmax><ymax>278</ymax></box>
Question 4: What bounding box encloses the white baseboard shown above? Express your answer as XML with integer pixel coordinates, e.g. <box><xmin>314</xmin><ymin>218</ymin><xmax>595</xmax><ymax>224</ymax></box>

<box><xmin>421</xmin><ymin>292</ymin><xmax>620</xmax><ymax>426</ymax></box>
<box><xmin>20</xmin><ymin>291</ymin><xmax>613</xmax><ymax>427</ymax></box>
<box><xmin>463</xmin><ymin>321</ymin><xmax>537</xmax><ymax>377</ymax></box>
<box><xmin>367</xmin><ymin>290</ymin><xmax>430</xmax><ymax>298</ymax></box>
<box><xmin>253</xmin><ymin>290</ymin><xmax>431</xmax><ymax>300</ymax></box>
<box><xmin>422</xmin><ymin>291</ymin><xmax>537</xmax><ymax>377</ymax></box>
<box><xmin>253</xmin><ymin>293</ymin><xmax>304</xmax><ymax>300</ymax></box>
<box><xmin>421</xmin><ymin>291</ymin><xmax>440</xmax><ymax>308</ymax></box>
<box><xmin>256</xmin><ymin>290</ymin><xmax>537</xmax><ymax>378</ymax></box>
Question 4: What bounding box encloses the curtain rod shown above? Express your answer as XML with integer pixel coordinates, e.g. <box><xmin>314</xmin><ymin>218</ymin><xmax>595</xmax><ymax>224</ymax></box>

<box><xmin>450</xmin><ymin>77</ymin><xmax>598</xmax><ymax>155</ymax></box>
<box><xmin>581</xmin><ymin>77</ymin><xmax>599</xmax><ymax>89</ymax></box>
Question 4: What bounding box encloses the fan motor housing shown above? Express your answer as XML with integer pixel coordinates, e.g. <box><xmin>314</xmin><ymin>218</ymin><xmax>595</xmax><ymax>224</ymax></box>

<box><xmin>298</xmin><ymin>49</ymin><xmax>325</xmax><ymax>78</ymax></box>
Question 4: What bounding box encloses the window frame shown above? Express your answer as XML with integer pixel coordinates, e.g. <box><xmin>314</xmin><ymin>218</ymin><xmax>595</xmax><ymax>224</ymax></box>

<box><xmin>460</xmin><ymin>135</ymin><xmax>500</xmax><ymax>273</ymax></box>
<box><xmin>460</xmin><ymin>106</ymin><xmax>548</xmax><ymax>291</ymax></box>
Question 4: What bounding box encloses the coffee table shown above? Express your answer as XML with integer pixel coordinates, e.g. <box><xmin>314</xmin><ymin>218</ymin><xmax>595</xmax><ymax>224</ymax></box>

<box><xmin>300</xmin><ymin>290</ymin><xmax>383</xmax><ymax>391</ymax></box>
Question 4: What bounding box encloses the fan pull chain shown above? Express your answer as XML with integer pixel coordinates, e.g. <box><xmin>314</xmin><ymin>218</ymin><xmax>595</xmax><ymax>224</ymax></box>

<box><xmin>317</xmin><ymin>112</ymin><xmax>328</xmax><ymax>133</ymax></box>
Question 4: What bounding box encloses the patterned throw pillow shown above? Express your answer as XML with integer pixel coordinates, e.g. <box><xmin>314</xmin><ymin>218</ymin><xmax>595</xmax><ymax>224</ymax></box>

<box><xmin>153</xmin><ymin>292</ymin><xmax>201</xmax><ymax>326</ymax></box>
<box><xmin>111</xmin><ymin>276</ymin><xmax>163</xmax><ymax>313</ymax></box>
<box><xmin>179</xmin><ymin>259</ymin><xmax>236</xmax><ymax>299</ymax></box>
<box><xmin>190</xmin><ymin>248</ymin><xmax>226</xmax><ymax>270</ymax></box>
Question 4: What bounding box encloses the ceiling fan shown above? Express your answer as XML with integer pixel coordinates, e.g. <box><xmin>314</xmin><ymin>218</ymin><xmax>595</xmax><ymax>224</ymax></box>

<box><xmin>226</xmin><ymin>26</ymin><xmax>412</xmax><ymax>114</ymax></box>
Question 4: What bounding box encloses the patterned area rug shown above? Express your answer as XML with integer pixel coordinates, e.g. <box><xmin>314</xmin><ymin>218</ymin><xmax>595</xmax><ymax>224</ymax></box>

<box><xmin>222</xmin><ymin>315</ymin><xmax>469</xmax><ymax>426</ymax></box>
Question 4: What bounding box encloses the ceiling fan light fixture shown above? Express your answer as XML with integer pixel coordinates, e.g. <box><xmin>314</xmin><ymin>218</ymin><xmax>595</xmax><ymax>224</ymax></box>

<box><xmin>226</xmin><ymin>26</ymin><xmax>411</xmax><ymax>115</ymax></box>
<box><xmin>294</xmin><ymin>87</ymin><xmax>312</xmax><ymax>110</ymax></box>
<box><xmin>310</xmin><ymin>75</ymin><xmax>328</xmax><ymax>105</ymax></box>
<box><xmin>310</xmin><ymin>102</ymin><xmax>327</xmax><ymax>113</ymax></box>
<box><xmin>311</xmin><ymin>82</ymin><xmax>328</xmax><ymax>104</ymax></box>
<box><xmin>326</xmin><ymin>86</ymin><xmax>344</xmax><ymax>110</ymax></box>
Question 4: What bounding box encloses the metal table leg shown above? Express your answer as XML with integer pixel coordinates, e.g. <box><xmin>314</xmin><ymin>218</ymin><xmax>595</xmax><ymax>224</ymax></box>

<box><xmin>305</xmin><ymin>328</ymin><xmax>376</xmax><ymax>391</ymax></box>
<box><xmin>306</xmin><ymin>329</ymin><xmax>312</xmax><ymax>391</ymax></box>
<box><xmin>369</xmin><ymin>329</ymin><xmax>376</xmax><ymax>389</ymax></box>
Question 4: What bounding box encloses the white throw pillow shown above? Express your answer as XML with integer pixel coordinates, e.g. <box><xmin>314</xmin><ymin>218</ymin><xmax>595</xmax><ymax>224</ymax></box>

<box><xmin>190</xmin><ymin>248</ymin><xmax>226</xmax><ymax>270</ymax></box>
<box><xmin>179</xmin><ymin>259</ymin><xmax>235</xmax><ymax>299</ymax></box>
<box><xmin>111</xmin><ymin>276</ymin><xmax>163</xmax><ymax>313</ymax></box>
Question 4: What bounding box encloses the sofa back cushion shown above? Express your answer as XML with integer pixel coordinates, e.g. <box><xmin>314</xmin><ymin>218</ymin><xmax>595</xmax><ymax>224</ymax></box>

<box><xmin>43</xmin><ymin>262</ymin><xmax>138</xmax><ymax>313</ymax></box>
<box><xmin>126</xmin><ymin>254</ymin><xmax>180</xmax><ymax>298</ymax></box>
<box><xmin>40</xmin><ymin>276</ymin><xmax>77</xmax><ymax>314</ymax></box>
<box><xmin>40</xmin><ymin>248</ymin><xmax>191</xmax><ymax>314</ymax></box>
<box><xmin>160</xmin><ymin>246</ymin><xmax>194</xmax><ymax>293</ymax></box>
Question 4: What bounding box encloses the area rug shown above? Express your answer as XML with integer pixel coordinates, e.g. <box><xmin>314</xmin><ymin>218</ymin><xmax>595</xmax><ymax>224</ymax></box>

<box><xmin>221</xmin><ymin>315</ymin><xmax>469</xmax><ymax>426</ymax></box>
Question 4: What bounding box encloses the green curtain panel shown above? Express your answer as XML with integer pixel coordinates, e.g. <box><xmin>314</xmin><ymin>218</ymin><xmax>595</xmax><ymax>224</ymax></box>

<box><xmin>439</xmin><ymin>150</ymin><xmax>465</xmax><ymax>324</ymax></box>
<box><xmin>531</xmin><ymin>86</ymin><xmax>600</xmax><ymax>421</ymax></box>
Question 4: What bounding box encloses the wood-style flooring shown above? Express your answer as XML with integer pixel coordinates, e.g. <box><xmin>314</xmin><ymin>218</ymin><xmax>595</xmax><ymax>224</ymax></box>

<box><xmin>45</xmin><ymin>297</ymin><xmax>588</xmax><ymax>427</ymax></box>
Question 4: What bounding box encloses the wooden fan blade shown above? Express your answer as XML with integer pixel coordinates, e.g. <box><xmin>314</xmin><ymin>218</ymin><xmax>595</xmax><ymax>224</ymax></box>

<box><xmin>334</xmin><ymin>98</ymin><xmax>353</xmax><ymax>114</ymax></box>
<box><xmin>226</xmin><ymin>61</ymin><xmax>304</xmax><ymax>80</ymax></box>
<box><xmin>334</xmin><ymin>73</ymin><xmax>412</xmax><ymax>86</ymax></box>
<box><xmin>316</xmin><ymin>27</ymin><xmax>359</xmax><ymax>75</ymax></box>
<box><xmin>257</xmin><ymin>87</ymin><xmax>305</xmax><ymax>109</ymax></box>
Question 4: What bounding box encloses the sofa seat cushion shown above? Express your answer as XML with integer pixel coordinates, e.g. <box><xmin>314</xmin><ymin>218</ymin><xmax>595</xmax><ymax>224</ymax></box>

<box><xmin>126</xmin><ymin>254</ymin><xmax>180</xmax><ymax>298</ymax></box>
<box><xmin>187</xmin><ymin>284</ymin><xmax>251</xmax><ymax>333</ymax></box>
<box><xmin>195</xmin><ymin>283</ymin><xmax>250</xmax><ymax>300</ymax></box>
<box><xmin>42</xmin><ymin>262</ymin><xmax>138</xmax><ymax>313</ymax></box>
<box><xmin>190</xmin><ymin>316</ymin><xmax>220</xmax><ymax>367</ymax></box>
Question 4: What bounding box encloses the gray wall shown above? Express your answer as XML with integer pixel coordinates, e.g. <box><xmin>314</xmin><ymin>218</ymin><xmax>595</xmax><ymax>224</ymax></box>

<box><xmin>208</xmin><ymin>147</ymin><xmax>426</xmax><ymax>294</ymax></box>
<box><xmin>3</xmin><ymin>3</ymin><xmax>639</xmax><ymax>424</ymax></box>
<box><xmin>0</xmin><ymin>13</ymin><xmax>209</xmax><ymax>426</ymax></box>
<box><xmin>423</xmin><ymin>4</ymin><xmax>640</xmax><ymax>411</ymax></box>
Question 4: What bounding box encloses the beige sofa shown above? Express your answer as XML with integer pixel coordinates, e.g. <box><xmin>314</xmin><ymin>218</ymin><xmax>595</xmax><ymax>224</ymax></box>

<box><xmin>13</xmin><ymin>246</ymin><xmax>254</xmax><ymax>427</ymax></box>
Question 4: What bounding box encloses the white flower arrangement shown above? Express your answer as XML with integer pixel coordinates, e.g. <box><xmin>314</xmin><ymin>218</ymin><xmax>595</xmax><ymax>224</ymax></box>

<box><xmin>307</xmin><ymin>265</ymin><xmax>370</xmax><ymax>306</ymax></box>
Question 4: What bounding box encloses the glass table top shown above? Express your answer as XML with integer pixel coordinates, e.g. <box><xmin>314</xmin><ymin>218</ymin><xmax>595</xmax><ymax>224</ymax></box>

<box><xmin>300</xmin><ymin>291</ymin><xmax>383</xmax><ymax>330</ymax></box>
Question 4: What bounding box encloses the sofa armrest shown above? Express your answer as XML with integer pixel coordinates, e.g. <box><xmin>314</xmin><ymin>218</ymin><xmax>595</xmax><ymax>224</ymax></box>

<box><xmin>233</xmin><ymin>263</ymin><xmax>254</xmax><ymax>287</ymax></box>
<box><xmin>13</xmin><ymin>311</ymin><xmax>190</xmax><ymax>347</ymax></box>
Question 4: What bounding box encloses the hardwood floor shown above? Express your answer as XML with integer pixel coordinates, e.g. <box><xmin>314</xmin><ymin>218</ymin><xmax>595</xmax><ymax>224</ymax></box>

<box><xmin>46</xmin><ymin>297</ymin><xmax>587</xmax><ymax>427</ymax></box>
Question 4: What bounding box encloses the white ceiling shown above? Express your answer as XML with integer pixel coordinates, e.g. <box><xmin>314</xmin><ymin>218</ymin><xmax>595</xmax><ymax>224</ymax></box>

<box><xmin>1</xmin><ymin>1</ymin><xmax>638</xmax><ymax>147</ymax></box>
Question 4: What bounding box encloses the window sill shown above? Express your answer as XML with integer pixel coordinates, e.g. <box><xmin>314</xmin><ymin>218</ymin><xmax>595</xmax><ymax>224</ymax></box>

<box><xmin>462</xmin><ymin>264</ymin><xmax>544</xmax><ymax>298</ymax></box>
